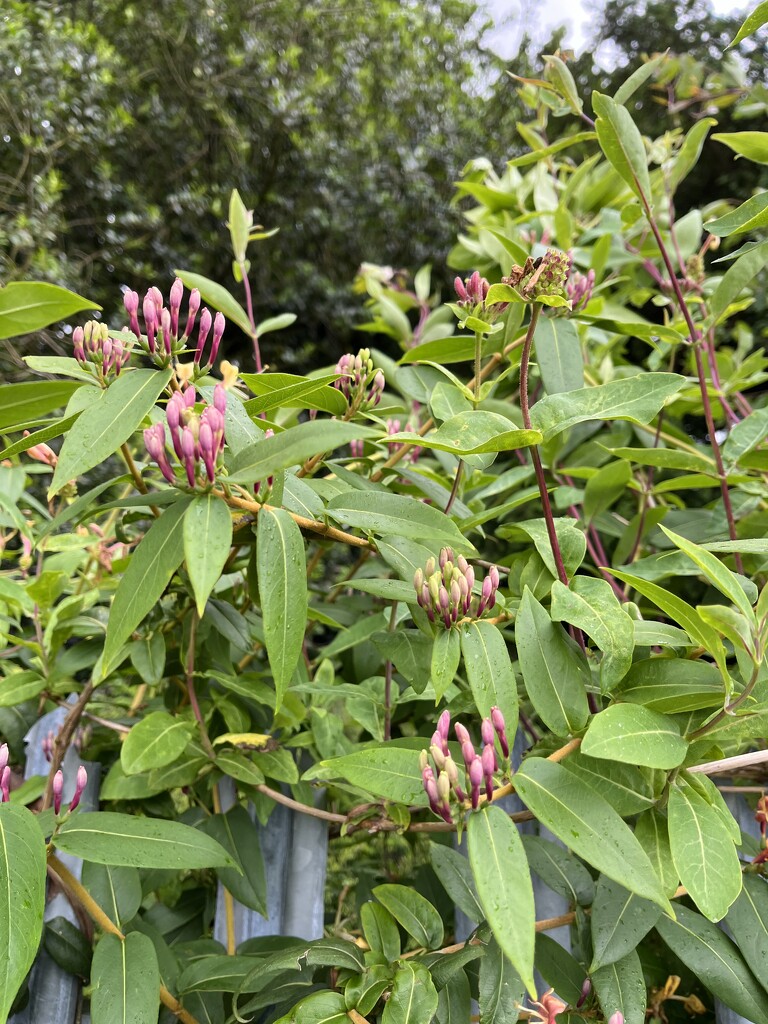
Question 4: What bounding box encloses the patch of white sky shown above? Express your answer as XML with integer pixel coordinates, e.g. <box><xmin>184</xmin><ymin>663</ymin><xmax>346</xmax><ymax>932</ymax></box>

<box><xmin>481</xmin><ymin>0</ymin><xmax>749</xmax><ymax>69</ymax></box>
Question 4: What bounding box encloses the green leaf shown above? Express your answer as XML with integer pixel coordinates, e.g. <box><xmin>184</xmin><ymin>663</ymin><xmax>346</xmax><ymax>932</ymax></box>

<box><xmin>0</xmin><ymin>413</ymin><xmax>81</xmax><ymax>460</ymax></box>
<box><xmin>616</xmin><ymin>658</ymin><xmax>723</xmax><ymax>713</ymax></box>
<box><xmin>592</xmin><ymin>92</ymin><xmax>652</xmax><ymax>204</ymax></box>
<box><xmin>712</xmin><ymin>130</ymin><xmax>768</xmax><ymax>165</ymax></box>
<box><xmin>656</xmin><ymin>905</ymin><xmax>768</xmax><ymax>1020</ymax></box>
<box><xmin>228</xmin><ymin>420</ymin><xmax>377</xmax><ymax>483</ymax></box>
<box><xmin>513</xmin><ymin>759</ymin><xmax>672</xmax><ymax>913</ymax></box>
<box><xmin>430</xmin><ymin>842</ymin><xmax>484</xmax><ymax>922</ymax></box>
<box><xmin>614</xmin><ymin>53</ymin><xmax>668</xmax><ymax>105</ymax></box>
<box><xmin>361</xmin><ymin>901</ymin><xmax>401</xmax><ymax>961</ymax></box>
<box><xmin>121</xmin><ymin>712</ymin><xmax>195</xmax><ymax>775</ymax></box>
<box><xmin>534</xmin><ymin>315</ymin><xmax>583</xmax><ymax>395</ymax></box>
<box><xmin>240</xmin><ymin>371</ymin><xmax>345</xmax><ymax>416</ymax></box>
<box><xmin>326</xmin><ymin>490</ymin><xmax>475</xmax><ymax>554</ymax></box>
<box><xmin>725</xmin><ymin>874</ymin><xmax>768</xmax><ymax>983</ymax></box>
<box><xmin>479</xmin><ymin>937</ymin><xmax>525</xmax><ymax>1023</ymax></box>
<box><xmin>373</xmin><ymin>884</ymin><xmax>443</xmax><ymax>948</ymax></box>
<box><xmin>54</xmin><ymin>812</ymin><xmax>236</xmax><ymax>869</ymax></box>
<box><xmin>668</xmin><ymin>779</ymin><xmax>742</xmax><ymax>921</ymax></box>
<box><xmin>705</xmin><ymin>241</ymin><xmax>768</xmax><ymax>326</ymax></box>
<box><xmin>500</xmin><ymin>518</ymin><xmax>586</xmax><ymax>579</ymax></box>
<box><xmin>382</xmin><ymin>962</ymin><xmax>438</xmax><ymax>1024</ymax></box>
<box><xmin>543</xmin><ymin>53</ymin><xmax>583</xmax><ymax>114</ymax></box>
<box><xmin>81</xmin><ymin>862</ymin><xmax>142</xmax><ymax>928</ymax></box>
<box><xmin>184</xmin><ymin>494</ymin><xmax>233</xmax><ymax>617</ymax></box>
<box><xmin>435</xmin><ymin>970</ymin><xmax>471</xmax><ymax>1024</ymax></box>
<box><xmin>635</xmin><ymin>809</ymin><xmax>678</xmax><ymax>897</ymax></box>
<box><xmin>590</xmin><ymin>875</ymin><xmax>661</xmax><ymax>971</ymax></box>
<box><xmin>129</xmin><ymin>632</ymin><xmax>166</xmax><ymax>687</ymax></box>
<box><xmin>0</xmin><ymin>671</ymin><xmax>46</xmax><ymax>707</ymax></box>
<box><xmin>256</xmin><ymin>313</ymin><xmax>297</xmax><ymax>336</ymax></box>
<box><xmin>214</xmin><ymin>749</ymin><xmax>265</xmax><ymax>787</ymax></box>
<box><xmin>0</xmin><ymin>380</ymin><xmax>83</xmax><ymax>431</ymax></box>
<box><xmin>529</xmin><ymin>373</ymin><xmax>685</xmax><ymax>441</ymax></box>
<box><xmin>581</xmin><ymin>704</ymin><xmax>688</xmax><ymax>769</ymax></box>
<box><xmin>0</xmin><ymin>281</ymin><xmax>98</xmax><ymax>339</ymax></box>
<box><xmin>228</xmin><ymin>189</ymin><xmax>252</xmax><ymax>263</ymax></box>
<box><xmin>175</xmin><ymin>269</ymin><xmax>251</xmax><ymax>336</ymax></box>
<box><xmin>0</xmin><ymin>804</ymin><xmax>46</xmax><ymax>1022</ymax></box>
<box><xmin>431</xmin><ymin>628</ymin><xmax>461</xmax><ymax>702</ymax></box>
<box><xmin>592</xmin><ymin>949</ymin><xmax>646</xmax><ymax>1024</ymax></box>
<box><xmin>508</xmin><ymin>131</ymin><xmax>596</xmax><ymax>167</ymax></box>
<box><xmin>50</xmin><ymin>368</ymin><xmax>172</xmax><ymax>496</ymax></box>
<box><xmin>177</xmin><ymin>954</ymin><xmax>255</xmax><ymax>994</ymax></box>
<box><xmin>550</xmin><ymin>577</ymin><xmax>634</xmax><ymax>691</ymax></box>
<box><xmin>661</xmin><ymin>526</ymin><xmax>756</xmax><ymax>620</ymax></box>
<box><xmin>459</xmin><ymin>621</ymin><xmax>518</xmax><ymax>736</ymax></box>
<box><xmin>610</xmin><ymin>569</ymin><xmax>726</xmax><ymax>673</ymax></box>
<box><xmin>535</xmin><ymin>933</ymin><xmax>586</xmax><ymax>1005</ymax></box>
<box><xmin>468</xmin><ymin>805</ymin><xmax>536</xmax><ymax>996</ymax></box>
<box><xmin>103</xmin><ymin>498</ymin><xmax>189</xmax><ymax>675</ymax></box>
<box><xmin>705</xmin><ymin>192</ymin><xmax>768</xmax><ymax>237</ymax></box>
<box><xmin>90</xmin><ymin>932</ymin><xmax>160</xmax><ymax>1024</ymax></box>
<box><xmin>43</xmin><ymin>916</ymin><xmax>93</xmax><ymax>978</ymax></box>
<box><xmin>667</xmin><ymin>118</ymin><xmax>717</xmax><ymax>194</ymax></box>
<box><xmin>256</xmin><ymin>507</ymin><xmax>307</xmax><ymax>711</ymax></box>
<box><xmin>201</xmin><ymin>806</ymin><xmax>267</xmax><ymax>915</ymax></box>
<box><xmin>273</xmin><ymin>991</ymin><xmax>348</xmax><ymax>1023</ymax></box>
<box><xmin>388</xmin><ymin>410</ymin><xmax>540</xmax><ymax>456</ymax></box>
<box><xmin>522</xmin><ymin>834</ymin><xmax>595</xmax><ymax>906</ymax></box>
<box><xmin>515</xmin><ymin>589</ymin><xmax>590</xmax><ymax>736</ymax></box>
<box><xmin>583</xmin><ymin>460</ymin><xmax>631</xmax><ymax>522</ymax></box>
<box><xmin>729</xmin><ymin>0</ymin><xmax>768</xmax><ymax>45</ymax></box>
<box><xmin>722</xmin><ymin>407</ymin><xmax>768</xmax><ymax>468</ymax></box>
<box><xmin>304</xmin><ymin>746</ymin><xmax>429</xmax><ymax>804</ymax></box>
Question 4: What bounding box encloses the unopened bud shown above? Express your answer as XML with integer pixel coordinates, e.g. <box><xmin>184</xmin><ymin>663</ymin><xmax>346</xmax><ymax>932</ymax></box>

<box><xmin>437</xmin><ymin>709</ymin><xmax>451</xmax><ymax>743</ymax></box>
<box><xmin>469</xmin><ymin>757</ymin><xmax>483</xmax><ymax>809</ymax></box>
<box><xmin>0</xmin><ymin>766</ymin><xmax>9</xmax><ymax>803</ymax></box>
<box><xmin>419</xmin><ymin>749</ymin><xmax>429</xmax><ymax>773</ymax></box>
<box><xmin>0</xmin><ymin>744</ymin><xmax>7</xmax><ymax>775</ymax></box>
<box><xmin>53</xmin><ymin>769</ymin><xmax>64</xmax><ymax>814</ymax></box>
<box><xmin>69</xmin><ymin>765</ymin><xmax>88</xmax><ymax>812</ymax></box>
<box><xmin>607</xmin><ymin>1014</ymin><xmax>624</xmax><ymax>1024</ymax></box>
<box><xmin>196</xmin><ymin>308</ymin><xmax>213</xmax><ymax>365</ymax></box>
<box><xmin>577</xmin><ymin>978</ymin><xmax>591</xmax><ymax>1008</ymax></box>
<box><xmin>481</xmin><ymin>718</ymin><xmax>494</xmax><ymax>747</ymax></box>
<box><xmin>455</xmin><ymin>722</ymin><xmax>470</xmax><ymax>746</ymax></box>
<box><xmin>437</xmin><ymin>771</ymin><xmax>451</xmax><ymax>805</ymax></box>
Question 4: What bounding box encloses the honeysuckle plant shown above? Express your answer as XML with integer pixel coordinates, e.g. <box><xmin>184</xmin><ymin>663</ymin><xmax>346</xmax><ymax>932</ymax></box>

<box><xmin>2</xmin><ymin>9</ymin><xmax>768</xmax><ymax>1023</ymax></box>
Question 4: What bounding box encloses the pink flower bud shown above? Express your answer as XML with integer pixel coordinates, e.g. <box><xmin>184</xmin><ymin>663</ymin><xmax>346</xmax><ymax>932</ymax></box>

<box><xmin>482</xmin><ymin>743</ymin><xmax>496</xmax><ymax>798</ymax></box>
<box><xmin>454</xmin><ymin>276</ymin><xmax>469</xmax><ymax>302</ymax></box>
<box><xmin>184</xmin><ymin>288</ymin><xmax>201</xmax><ymax>339</ymax></box>
<box><xmin>491</xmin><ymin>706</ymin><xmax>509</xmax><ymax>758</ymax></box>
<box><xmin>0</xmin><ymin>744</ymin><xmax>7</xmax><ymax>775</ymax></box>
<box><xmin>69</xmin><ymin>765</ymin><xmax>88</xmax><ymax>812</ymax></box>
<box><xmin>213</xmin><ymin>382</ymin><xmax>227</xmax><ymax>415</ymax></box>
<box><xmin>53</xmin><ymin>769</ymin><xmax>64</xmax><ymax>814</ymax></box>
<box><xmin>469</xmin><ymin>757</ymin><xmax>483</xmax><ymax>809</ymax></box>
<box><xmin>195</xmin><ymin>308</ymin><xmax>212</xmax><ymax>365</ymax></box>
<box><xmin>608</xmin><ymin>1014</ymin><xmax>624</xmax><ymax>1024</ymax></box>
<box><xmin>199</xmin><ymin>421</ymin><xmax>216</xmax><ymax>481</ymax></box>
<box><xmin>577</xmin><ymin>978</ymin><xmax>591</xmax><ymax>1008</ymax></box>
<box><xmin>0</xmin><ymin>766</ymin><xmax>9</xmax><ymax>803</ymax></box>
<box><xmin>430</xmin><ymin>743</ymin><xmax>446</xmax><ymax>772</ymax></box>
<box><xmin>23</xmin><ymin>432</ymin><xmax>58</xmax><ymax>468</ymax></box>
<box><xmin>439</xmin><ymin>547</ymin><xmax>453</xmax><ymax>569</ymax></box>
<box><xmin>437</xmin><ymin>709</ymin><xmax>451</xmax><ymax>744</ymax></box>
<box><xmin>149</xmin><ymin>285</ymin><xmax>163</xmax><ymax>316</ymax></box>
<box><xmin>169</xmin><ymin>277</ymin><xmax>184</xmax><ymax>337</ymax></box>
<box><xmin>160</xmin><ymin>308</ymin><xmax>172</xmax><ymax>355</ymax></box>
<box><xmin>455</xmin><ymin>722</ymin><xmax>470</xmax><ymax>746</ymax></box>
<box><xmin>73</xmin><ymin>326</ymin><xmax>85</xmax><ymax>363</ymax></box>
<box><xmin>143</xmin><ymin>293</ymin><xmax>157</xmax><ymax>353</ymax></box>
<box><xmin>182</xmin><ymin>427</ymin><xmax>197</xmax><ymax>487</ymax></box>
<box><xmin>481</xmin><ymin>718</ymin><xmax>494</xmax><ymax>747</ymax></box>
<box><xmin>461</xmin><ymin>740</ymin><xmax>476</xmax><ymax>773</ymax></box>
<box><xmin>210</xmin><ymin>312</ymin><xmax>225</xmax><ymax>366</ymax></box>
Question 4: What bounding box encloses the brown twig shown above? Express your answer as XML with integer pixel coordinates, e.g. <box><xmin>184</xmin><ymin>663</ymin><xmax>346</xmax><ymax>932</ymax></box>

<box><xmin>218</xmin><ymin>490</ymin><xmax>372</xmax><ymax>549</ymax></box>
<box><xmin>41</xmin><ymin>682</ymin><xmax>95</xmax><ymax>811</ymax></box>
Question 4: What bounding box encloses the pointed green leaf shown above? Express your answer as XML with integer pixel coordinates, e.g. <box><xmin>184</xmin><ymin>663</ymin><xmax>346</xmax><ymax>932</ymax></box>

<box><xmin>513</xmin><ymin>759</ymin><xmax>672</xmax><ymax>913</ymax></box>
<box><xmin>0</xmin><ymin>281</ymin><xmax>98</xmax><ymax>339</ymax></box>
<box><xmin>382</xmin><ymin>962</ymin><xmax>438</xmax><ymax>1024</ymax></box>
<box><xmin>592</xmin><ymin>92</ymin><xmax>652</xmax><ymax>203</ymax></box>
<box><xmin>326</xmin><ymin>490</ymin><xmax>476</xmax><ymax>554</ymax></box>
<box><xmin>430</xmin><ymin>842</ymin><xmax>483</xmax><ymax>922</ymax></box>
<box><xmin>81</xmin><ymin>863</ymin><xmax>142</xmax><ymax>928</ymax></box>
<box><xmin>522</xmin><ymin>835</ymin><xmax>595</xmax><ymax>907</ymax></box>
<box><xmin>660</xmin><ymin>526</ymin><xmax>755</xmax><ymax>619</ymax></box>
<box><xmin>121</xmin><ymin>711</ymin><xmax>195</xmax><ymax>776</ymax></box>
<box><xmin>592</xmin><ymin>949</ymin><xmax>646</xmax><ymax>1024</ymax></box>
<box><xmin>533</xmin><ymin>315</ymin><xmax>583</xmax><ymax>395</ymax></box>
<box><xmin>257</xmin><ymin>507</ymin><xmax>307</xmax><ymax>711</ymax></box>
<box><xmin>304</xmin><ymin>746</ymin><xmax>428</xmax><ymax>805</ymax></box>
<box><xmin>550</xmin><ymin>577</ymin><xmax>634</xmax><ymax>691</ymax></box>
<box><xmin>90</xmin><ymin>932</ymin><xmax>160</xmax><ymax>1024</ymax></box>
<box><xmin>478</xmin><ymin>937</ymin><xmax>525</xmax><ymax>1023</ymax></box>
<box><xmin>54</xmin><ymin>812</ymin><xmax>236</xmax><ymax>869</ymax></box>
<box><xmin>202</xmin><ymin>806</ymin><xmax>267</xmax><ymax>916</ymax></box>
<box><xmin>103</xmin><ymin>498</ymin><xmax>189</xmax><ymax>675</ymax></box>
<box><xmin>184</xmin><ymin>494</ymin><xmax>233</xmax><ymax>616</ymax></box>
<box><xmin>459</xmin><ymin>621</ymin><xmax>518</xmax><ymax>736</ymax></box>
<box><xmin>0</xmin><ymin>380</ymin><xmax>83</xmax><ymax>431</ymax></box>
<box><xmin>175</xmin><ymin>269</ymin><xmax>251</xmax><ymax>336</ymax></box>
<box><xmin>0</xmin><ymin>805</ymin><xmax>46</xmax><ymax>1022</ymax></box>
<box><xmin>590</xmin><ymin>875</ymin><xmax>661</xmax><ymax>971</ymax></box>
<box><xmin>468</xmin><ymin>805</ymin><xmax>536</xmax><ymax>996</ymax></box>
<box><xmin>431</xmin><ymin>628</ymin><xmax>461</xmax><ymax>702</ymax></box>
<box><xmin>373</xmin><ymin>884</ymin><xmax>443</xmax><ymax>949</ymax></box>
<box><xmin>582</xmin><ymin>704</ymin><xmax>688</xmax><ymax>769</ymax></box>
<box><xmin>726</xmin><ymin>874</ymin><xmax>768</xmax><ymax>983</ymax></box>
<box><xmin>388</xmin><ymin>410</ymin><xmax>540</xmax><ymax>455</ymax></box>
<box><xmin>668</xmin><ymin>779</ymin><xmax>742</xmax><ymax>921</ymax></box>
<box><xmin>228</xmin><ymin>420</ymin><xmax>377</xmax><ymax>483</ymax></box>
<box><xmin>515</xmin><ymin>589</ymin><xmax>590</xmax><ymax>736</ymax></box>
<box><xmin>50</xmin><ymin>368</ymin><xmax>172</xmax><ymax>496</ymax></box>
<box><xmin>656</xmin><ymin>905</ymin><xmax>768</xmax><ymax>1020</ymax></box>
<box><xmin>729</xmin><ymin>0</ymin><xmax>768</xmax><ymax>45</ymax></box>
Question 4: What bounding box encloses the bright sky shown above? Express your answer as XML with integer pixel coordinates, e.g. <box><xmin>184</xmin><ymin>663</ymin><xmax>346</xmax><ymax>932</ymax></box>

<box><xmin>483</xmin><ymin>0</ymin><xmax>749</xmax><ymax>60</ymax></box>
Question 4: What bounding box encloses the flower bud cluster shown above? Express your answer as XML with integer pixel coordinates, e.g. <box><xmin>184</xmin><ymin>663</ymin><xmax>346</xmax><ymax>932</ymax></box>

<box><xmin>504</xmin><ymin>249</ymin><xmax>572</xmax><ymax>302</ymax></box>
<box><xmin>565</xmin><ymin>268</ymin><xmax>595</xmax><ymax>313</ymax></box>
<box><xmin>144</xmin><ymin>383</ymin><xmax>226</xmax><ymax>488</ymax></box>
<box><xmin>333</xmin><ymin>349</ymin><xmax>385</xmax><ymax>411</ymax></box>
<box><xmin>123</xmin><ymin>279</ymin><xmax>224</xmax><ymax>371</ymax></box>
<box><xmin>413</xmin><ymin>547</ymin><xmax>499</xmax><ymax>629</ymax></box>
<box><xmin>454</xmin><ymin>271</ymin><xmax>508</xmax><ymax>323</ymax></box>
<box><xmin>22</xmin><ymin>432</ymin><xmax>57</xmax><ymax>468</ymax></box>
<box><xmin>52</xmin><ymin>764</ymin><xmax>88</xmax><ymax>815</ymax></box>
<box><xmin>420</xmin><ymin>708</ymin><xmax>509</xmax><ymax>819</ymax></box>
<box><xmin>73</xmin><ymin>321</ymin><xmax>131</xmax><ymax>381</ymax></box>
<box><xmin>385</xmin><ymin>419</ymin><xmax>421</xmax><ymax>463</ymax></box>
